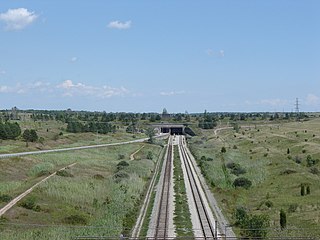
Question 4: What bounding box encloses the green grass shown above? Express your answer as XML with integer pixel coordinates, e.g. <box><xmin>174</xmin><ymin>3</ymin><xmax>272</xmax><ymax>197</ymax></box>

<box><xmin>0</xmin><ymin>142</ymin><xmax>162</xmax><ymax>239</ymax></box>
<box><xmin>189</xmin><ymin>118</ymin><xmax>320</xmax><ymax>238</ymax></box>
<box><xmin>173</xmin><ymin>145</ymin><xmax>193</xmax><ymax>237</ymax></box>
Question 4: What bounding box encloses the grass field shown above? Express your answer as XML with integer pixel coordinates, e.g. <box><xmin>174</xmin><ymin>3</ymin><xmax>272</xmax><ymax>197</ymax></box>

<box><xmin>189</xmin><ymin>118</ymin><xmax>320</xmax><ymax>238</ymax></box>
<box><xmin>0</xmin><ymin>140</ymin><xmax>163</xmax><ymax>239</ymax></box>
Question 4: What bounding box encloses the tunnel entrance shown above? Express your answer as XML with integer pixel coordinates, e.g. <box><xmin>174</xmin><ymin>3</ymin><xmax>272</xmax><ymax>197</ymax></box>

<box><xmin>170</xmin><ymin>127</ymin><xmax>183</xmax><ymax>135</ymax></box>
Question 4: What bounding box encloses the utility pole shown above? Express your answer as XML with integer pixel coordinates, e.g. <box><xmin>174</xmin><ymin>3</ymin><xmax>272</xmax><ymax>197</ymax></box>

<box><xmin>295</xmin><ymin>98</ymin><xmax>300</xmax><ymax>121</ymax></box>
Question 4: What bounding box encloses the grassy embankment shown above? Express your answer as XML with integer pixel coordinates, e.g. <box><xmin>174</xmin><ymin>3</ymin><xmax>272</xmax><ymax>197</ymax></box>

<box><xmin>189</xmin><ymin>118</ymin><xmax>320</xmax><ymax>238</ymax></box>
<box><xmin>0</xmin><ymin>140</ymin><xmax>162</xmax><ymax>239</ymax></box>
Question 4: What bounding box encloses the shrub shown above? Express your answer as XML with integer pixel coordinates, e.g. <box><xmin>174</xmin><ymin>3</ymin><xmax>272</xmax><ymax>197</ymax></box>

<box><xmin>147</xmin><ymin>151</ymin><xmax>153</xmax><ymax>160</ymax></box>
<box><xmin>302</xmin><ymin>149</ymin><xmax>306</xmax><ymax>153</ymax></box>
<box><xmin>294</xmin><ymin>156</ymin><xmax>302</xmax><ymax>164</ymax></box>
<box><xmin>118</xmin><ymin>154</ymin><xmax>125</xmax><ymax>160</ymax></box>
<box><xmin>221</xmin><ymin>147</ymin><xmax>226</xmax><ymax>153</ymax></box>
<box><xmin>113</xmin><ymin>171</ymin><xmax>130</xmax><ymax>183</ymax></box>
<box><xmin>117</xmin><ymin>161</ymin><xmax>129</xmax><ymax>171</ymax></box>
<box><xmin>64</xmin><ymin>214</ymin><xmax>88</xmax><ymax>225</ymax></box>
<box><xmin>265</xmin><ymin>200</ymin><xmax>273</xmax><ymax>208</ymax></box>
<box><xmin>234</xmin><ymin>207</ymin><xmax>248</xmax><ymax>226</ymax></box>
<box><xmin>301</xmin><ymin>184</ymin><xmax>305</xmax><ymax>196</ymax></box>
<box><xmin>93</xmin><ymin>174</ymin><xmax>105</xmax><ymax>180</ymax></box>
<box><xmin>19</xmin><ymin>196</ymin><xmax>40</xmax><ymax>211</ymax></box>
<box><xmin>200</xmin><ymin>156</ymin><xmax>206</xmax><ymax>161</ymax></box>
<box><xmin>306</xmin><ymin>185</ymin><xmax>310</xmax><ymax>195</ymax></box>
<box><xmin>280</xmin><ymin>169</ymin><xmax>297</xmax><ymax>175</ymax></box>
<box><xmin>288</xmin><ymin>203</ymin><xmax>298</xmax><ymax>213</ymax></box>
<box><xmin>233</xmin><ymin>177</ymin><xmax>252</xmax><ymax>189</ymax></box>
<box><xmin>233</xmin><ymin>145</ymin><xmax>238</xmax><ymax>149</ymax></box>
<box><xmin>310</xmin><ymin>167</ymin><xmax>319</xmax><ymax>175</ymax></box>
<box><xmin>287</xmin><ymin>148</ymin><xmax>290</xmax><ymax>154</ymax></box>
<box><xmin>306</xmin><ymin>155</ymin><xmax>319</xmax><ymax>167</ymax></box>
<box><xmin>0</xmin><ymin>194</ymin><xmax>12</xmax><ymax>203</ymax></box>
<box><xmin>280</xmin><ymin>209</ymin><xmax>287</xmax><ymax>230</ymax></box>
<box><xmin>227</xmin><ymin>162</ymin><xmax>246</xmax><ymax>176</ymax></box>
<box><xmin>56</xmin><ymin>170</ymin><xmax>74</xmax><ymax>177</ymax></box>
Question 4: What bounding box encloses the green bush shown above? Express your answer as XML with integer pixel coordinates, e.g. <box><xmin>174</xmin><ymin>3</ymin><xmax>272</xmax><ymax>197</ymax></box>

<box><xmin>233</xmin><ymin>177</ymin><xmax>252</xmax><ymax>189</ymax></box>
<box><xmin>56</xmin><ymin>170</ymin><xmax>74</xmax><ymax>177</ymax></box>
<box><xmin>288</xmin><ymin>203</ymin><xmax>298</xmax><ymax>213</ymax></box>
<box><xmin>117</xmin><ymin>161</ymin><xmax>129</xmax><ymax>171</ymax></box>
<box><xmin>0</xmin><ymin>194</ymin><xmax>12</xmax><ymax>203</ymax></box>
<box><xmin>265</xmin><ymin>200</ymin><xmax>273</xmax><ymax>208</ymax></box>
<box><xmin>19</xmin><ymin>196</ymin><xmax>40</xmax><ymax>211</ymax></box>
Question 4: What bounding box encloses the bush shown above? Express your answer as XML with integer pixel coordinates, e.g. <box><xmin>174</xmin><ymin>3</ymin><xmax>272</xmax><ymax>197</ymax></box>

<box><xmin>227</xmin><ymin>162</ymin><xmax>246</xmax><ymax>176</ymax></box>
<box><xmin>200</xmin><ymin>156</ymin><xmax>206</xmax><ymax>161</ymax></box>
<box><xmin>113</xmin><ymin>171</ymin><xmax>130</xmax><ymax>183</ymax></box>
<box><xmin>234</xmin><ymin>207</ymin><xmax>248</xmax><ymax>226</ymax></box>
<box><xmin>206</xmin><ymin>157</ymin><xmax>213</xmax><ymax>161</ymax></box>
<box><xmin>118</xmin><ymin>154</ymin><xmax>125</xmax><ymax>160</ymax></box>
<box><xmin>233</xmin><ymin>145</ymin><xmax>238</xmax><ymax>149</ymax></box>
<box><xmin>233</xmin><ymin>177</ymin><xmax>252</xmax><ymax>189</ymax></box>
<box><xmin>288</xmin><ymin>203</ymin><xmax>298</xmax><ymax>213</ymax></box>
<box><xmin>306</xmin><ymin>155</ymin><xmax>319</xmax><ymax>167</ymax></box>
<box><xmin>280</xmin><ymin>169</ymin><xmax>297</xmax><ymax>175</ymax></box>
<box><xmin>147</xmin><ymin>151</ymin><xmax>153</xmax><ymax>160</ymax></box>
<box><xmin>280</xmin><ymin>209</ymin><xmax>287</xmax><ymax>230</ymax></box>
<box><xmin>19</xmin><ymin>196</ymin><xmax>40</xmax><ymax>211</ymax></box>
<box><xmin>221</xmin><ymin>146</ymin><xmax>226</xmax><ymax>153</ymax></box>
<box><xmin>117</xmin><ymin>161</ymin><xmax>129</xmax><ymax>171</ymax></box>
<box><xmin>56</xmin><ymin>170</ymin><xmax>73</xmax><ymax>177</ymax></box>
<box><xmin>310</xmin><ymin>167</ymin><xmax>319</xmax><ymax>175</ymax></box>
<box><xmin>0</xmin><ymin>194</ymin><xmax>12</xmax><ymax>203</ymax></box>
<box><xmin>265</xmin><ymin>200</ymin><xmax>273</xmax><ymax>208</ymax></box>
<box><xmin>93</xmin><ymin>174</ymin><xmax>105</xmax><ymax>180</ymax></box>
<box><xmin>64</xmin><ymin>214</ymin><xmax>88</xmax><ymax>225</ymax></box>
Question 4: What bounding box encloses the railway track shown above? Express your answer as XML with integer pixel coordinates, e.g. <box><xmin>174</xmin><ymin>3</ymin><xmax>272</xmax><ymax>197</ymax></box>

<box><xmin>178</xmin><ymin>136</ymin><xmax>216</xmax><ymax>239</ymax></box>
<box><xmin>154</xmin><ymin>141</ymin><xmax>173</xmax><ymax>239</ymax></box>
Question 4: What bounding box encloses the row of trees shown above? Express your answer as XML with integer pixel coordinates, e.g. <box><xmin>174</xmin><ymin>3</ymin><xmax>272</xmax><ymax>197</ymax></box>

<box><xmin>66</xmin><ymin>121</ymin><xmax>116</xmax><ymax>134</ymax></box>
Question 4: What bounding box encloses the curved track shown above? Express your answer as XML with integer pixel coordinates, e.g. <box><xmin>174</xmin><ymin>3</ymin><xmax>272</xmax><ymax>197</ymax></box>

<box><xmin>179</xmin><ymin>136</ymin><xmax>216</xmax><ymax>239</ymax></box>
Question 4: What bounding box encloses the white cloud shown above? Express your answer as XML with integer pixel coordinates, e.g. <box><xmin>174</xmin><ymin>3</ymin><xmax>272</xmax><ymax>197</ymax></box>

<box><xmin>306</xmin><ymin>94</ymin><xmax>320</xmax><ymax>106</ymax></box>
<box><xmin>70</xmin><ymin>57</ymin><xmax>78</xmax><ymax>62</ymax></box>
<box><xmin>57</xmin><ymin>80</ymin><xmax>129</xmax><ymax>98</ymax></box>
<box><xmin>0</xmin><ymin>8</ymin><xmax>38</xmax><ymax>31</ymax></box>
<box><xmin>107</xmin><ymin>20</ymin><xmax>131</xmax><ymax>30</ymax></box>
<box><xmin>219</xmin><ymin>50</ymin><xmax>225</xmax><ymax>57</ymax></box>
<box><xmin>160</xmin><ymin>90</ymin><xmax>185</xmax><ymax>96</ymax></box>
<box><xmin>205</xmin><ymin>49</ymin><xmax>225</xmax><ymax>57</ymax></box>
<box><xmin>0</xmin><ymin>86</ymin><xmax>9</xmax><ymax>93</ymax></box>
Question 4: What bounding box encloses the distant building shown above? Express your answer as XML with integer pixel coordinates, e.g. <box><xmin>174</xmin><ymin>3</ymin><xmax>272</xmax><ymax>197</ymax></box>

<box><xmin>11</xmin><ymin>106</ymin><xmax>19</xmax><ymax>120</ymax></box>
<box><xmin>161</xmin><ymin>108</ymin><xmax>171</xmax><ymax>120</ymax></box>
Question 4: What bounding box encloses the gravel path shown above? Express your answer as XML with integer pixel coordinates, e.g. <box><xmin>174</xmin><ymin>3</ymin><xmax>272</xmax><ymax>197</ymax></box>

<box><xmin>129</xmin><ymin>145</ymin><xmax>145</xmax><ymax>160</ymax></box>
<box><xmin>0</xmin><ymin>162</ymin><xmax>77</xmax><ymax>217</ymax></box>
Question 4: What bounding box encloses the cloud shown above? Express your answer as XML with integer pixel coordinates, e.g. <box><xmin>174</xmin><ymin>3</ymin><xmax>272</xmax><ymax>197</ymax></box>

<box><xmin>0</xmin><ymin>8</ymin><xmax>38</xmax><ymax>30</ymax></box>
<box><xmin>160</xmin><ymin>90</ymin><xmax>185</xmax><ymax>96</ymax></box>
<box><xmin>70</xmin><ymin>57</ymin><xmax>78</xmax><ymax>62</ymax></box>
<box><xmin>0</xmin><ymin>86</ymin><xmax>9</xmax><ymax>93</ymax></box>
<box><xmin>57</xmin><ymin>80</ymin><xmax>129</xmax><ymax>98</ymax></box>
<box><xmin>205</xmin><ymin>49</ymin><xmax>225</xmax><ymax>57</ymax></box>
<box><xmin>107</xmin><ymin>20</ymin><xmax>131</xmax><ymax>30</ymax></box>
<box><xmin>0</xmin><ymin>69</ymin><xmax>6</xmax><ymax>75</ymax></box>
<box><xmin>306</xmin><ymin>94</ymin><xmax>320</xmax><ymax>106</ymax></box>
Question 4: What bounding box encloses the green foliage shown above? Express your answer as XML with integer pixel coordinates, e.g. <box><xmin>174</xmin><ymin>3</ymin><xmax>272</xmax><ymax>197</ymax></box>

<box><xmin>66</xmin><ymin>120</ymin><xmax>116</xmax><ymax>134</ymax></box>
<box><xmin>265</xmin><ymin>200</ymin><xmax>273</xmax><ymax>208</ymax></box>
<box><xmin>56</xmin><ymin>170</ymin><xmax>74</xmax><ymax>177</ymax></box>
<box><xmin>22</xmin><ymin>129</ymin><xmax>38</xmax><ymax>143</ymax></box>
<box><xmin>0</xmin><ymin>122</ymin><xmax>21</xmax><ymax>140</ymax></box>
<box><xmin>226</xmin><ymin>162</ymin><xmax>247</xmax><ymax>176</ymax></box>
<box><xmin>288</xmin><ymin>203</ymin><xmax>298</xmax><ymax>213</ymax></box>
<box><xmin>145</xmin><ymin>128</ymin><xmax>155</xmax><ymax>143</ymax></box>
<box><xmin>113</xmin><ymin>171</ymin><xmax>130</xmax><ymax>183</ymax></box>
<box><xmin>233</xmin><ymin>177</ymin><xmax>252</xmax><ymax>189</ymax></box>
<box><xmin>301</xmin><ymin>184</ymin><xmax>305</xmax><ymax>196</ymax></box>
<box><xmin>146</xmin><ymin>151</ymin><xmax>153</xmax><ymax>160</ymax></box>
<box><xmin>19</xmin><ymin>196</ymin><xmax>41</xmax><ymax>212</ymax></box>
<box><xmin>280</xmin><ymin>209</ymin><xmax>287</xmax><ymax>230</ymax></box>
<box><xmin>306</xmin><ymin>155</ymin><xmax>319</xmax><ymax>167</ymax></box>
<box><xmin>306</xmin><ymin>185</ymin><xmax>311</xmax><ymax>195</ymax></box>
<box><xmin>0</xmin><ymin>194</ymin><xmax>12</xmax><ymax>203</ymax></box>
<box><xmin>118</xmin><ymin>154</ymin><xmax>125</xmax><ymax>160</ymax></box>
<box><xmin>221</xmin><ymin>146</ymin><xmax>227</xmax><ymax>153</ymax></box>
<box><xmin>234</xmin><ymin>207</ymin><xmax>269</xmax><ymax>238</ymax></box>
<box><xmin>63</xmin><ymin>214</ymin><xmax>88</xmax><ymax>225</ymax></box>
<box><xmin>117</xmin><ymin>161</ymin><xmax>129</xmax><ymax>171</ymax></box>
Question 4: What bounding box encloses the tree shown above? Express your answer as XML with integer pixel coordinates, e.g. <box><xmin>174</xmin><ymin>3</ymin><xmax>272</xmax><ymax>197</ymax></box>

<box><xmin>221</xmin><ymin>146</ymin><xmax>227</xmax><ymax>153</ymax></box>
<box><xmin>306</xmin><ymin>185</ymin><xmax>311</xmax><ymax>195</ymax></box>
<box><xmin>280</xmin><ymin>209</ymin><xmax>287</xmax><ymax>230</ymax></box>
<box><xmin>23</xmin><ymin>129</ymin><xmax>38</xmax><ymax>146</ymax></box>
<box><xmin>300</xmin><ymin>184</ymin><xmax>305</xmax><ymax>196</ymax></box>
<box><xmin>287</xmin><ymin>148</ymin><xmax>290</xmax><ymax>154</ymax></box>
<box><xmin>145</xmin><ymin>128</ymin><xmax>155</xmax><ymax>143</ymax></box>
<box><xmin>233</xmin><ymin>177</ymin><xmax>252</xmax><ymax>189</ymax></box>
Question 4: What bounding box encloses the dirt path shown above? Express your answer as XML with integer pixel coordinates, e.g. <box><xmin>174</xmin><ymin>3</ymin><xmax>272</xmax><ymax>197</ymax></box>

<box><xmin>0</xmin><ymin>162</ymin><xmax>76</xmax><ymax>217</ymax></box>
<box><xmin>130</xmin><ymin>145</ymin><xmax>145</xmax><ymax>160</ymax></box>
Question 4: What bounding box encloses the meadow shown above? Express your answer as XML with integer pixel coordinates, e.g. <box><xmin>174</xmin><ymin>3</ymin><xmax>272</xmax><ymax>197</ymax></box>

<box><xmin>0</xmin><ymin>140</ymin><xmax>163</xmax><ymax>239</ymax></box>
<box><xmin>189</xmin><ymin>118</ymin><xmax>320</xmax><ymax>238</ymax></box>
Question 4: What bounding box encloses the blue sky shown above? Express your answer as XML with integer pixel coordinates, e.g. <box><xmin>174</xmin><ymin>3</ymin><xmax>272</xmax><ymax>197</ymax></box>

<box><xmin>0</xmin><ymin>1</ymin><xmax>319</xmax><ymax>113</ymax></box>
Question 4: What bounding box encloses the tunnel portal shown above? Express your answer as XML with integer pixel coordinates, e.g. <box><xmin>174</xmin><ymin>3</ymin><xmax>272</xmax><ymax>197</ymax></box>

<box><xmin>156</xmin><ymin>124</ymin><xmax>185</xmax><ymax>135</ymax></box>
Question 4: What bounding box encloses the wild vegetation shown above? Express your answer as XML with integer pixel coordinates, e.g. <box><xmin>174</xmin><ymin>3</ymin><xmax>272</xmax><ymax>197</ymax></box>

<box><xmin>189</xmin><ymin>116</ymin><xmax>320</xmax><ymax>238</ymax></box>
